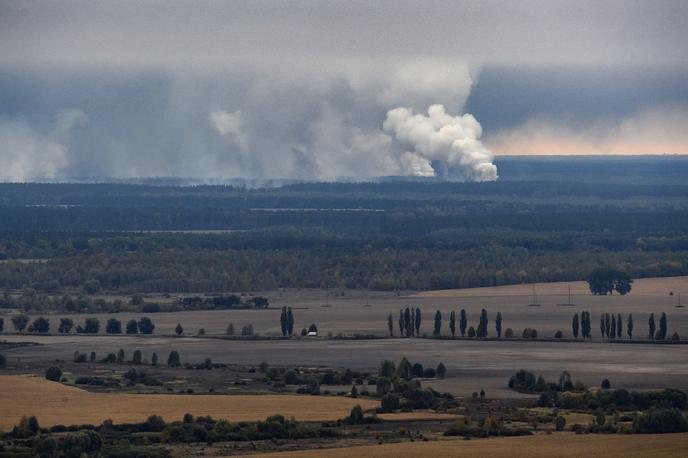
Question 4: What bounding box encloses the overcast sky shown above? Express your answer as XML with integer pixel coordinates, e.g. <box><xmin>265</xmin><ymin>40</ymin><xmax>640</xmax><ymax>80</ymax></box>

<box><xmin>1</xmin><ymin>0</ymin><xmax>687</xmax><ymax>181</ymax></box>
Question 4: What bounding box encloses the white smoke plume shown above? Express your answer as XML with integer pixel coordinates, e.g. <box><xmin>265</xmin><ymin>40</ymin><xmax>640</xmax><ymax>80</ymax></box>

<box><xmin>0</xmin><ymin>108</ymin><xmax>88</xmax><ymax>181</ymax></box>
<box><xmin>383</xmin><ymin>104</ymin><xmax>498</xmax><ymax>181</ymax></box>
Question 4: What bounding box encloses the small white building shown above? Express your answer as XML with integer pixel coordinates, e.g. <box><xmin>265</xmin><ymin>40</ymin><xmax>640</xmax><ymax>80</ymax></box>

<box><xmin>307</xmin><ymin>331</ymin><xmax>318</xmax><ymax>337</ymax></box>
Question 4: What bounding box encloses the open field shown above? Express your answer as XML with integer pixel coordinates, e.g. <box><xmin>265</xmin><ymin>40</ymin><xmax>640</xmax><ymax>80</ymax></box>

<box><xmin>242</xmin><ymin>433</ymin><xmax>688</xmax><ymax>458</ymax></box>
<box><xmin>0</xmin><ymin>375</ymin><xmax>377</xmax><ymax>430</ymax></box>
<box><xmin>2</xmin><ymin>277</ymin><xmax>688</xmax><ymax>398</ymax></box>
<box><xmin>4</xmin><ymin>276</ymin><xmax>688</xmax><ymax>339</ymax></box>
<box><xmin>3</xmin><ymin>334</ymin><xmax>688</xmax><ymax>398</ymax></box>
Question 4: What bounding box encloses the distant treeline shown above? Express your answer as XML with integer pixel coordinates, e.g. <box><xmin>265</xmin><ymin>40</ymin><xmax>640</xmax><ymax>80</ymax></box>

<box><xmin>0</xmin><ymin>180</ymin><xmax>684</xmax><ymax>292</ymax></box>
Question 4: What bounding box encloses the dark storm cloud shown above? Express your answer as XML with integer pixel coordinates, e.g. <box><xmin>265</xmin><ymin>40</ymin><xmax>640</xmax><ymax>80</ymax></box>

<box><xmin>0</xmin><ymin>1</ymin><xmax>686</xmax><ymax>180</ymax></box>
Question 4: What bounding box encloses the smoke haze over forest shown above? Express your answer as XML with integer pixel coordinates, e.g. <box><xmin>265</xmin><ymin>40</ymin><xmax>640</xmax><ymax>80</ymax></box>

<box><xmin>0</xmin><ymin>0</ymin><xmax>687</xmax><ymax>182</ymax></box>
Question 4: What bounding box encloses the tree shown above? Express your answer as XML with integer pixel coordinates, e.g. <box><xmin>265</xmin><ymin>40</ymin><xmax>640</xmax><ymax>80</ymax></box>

<box><xmin>572</xmin><ymin>314</ymin><xmax>579</xmax><ymax>339</ymax></box>
<box><xmin>495</xmin><ymin>312</ymin><xmax>502</xmax><ymax>338</ymax></box>
<box><xmin>404</xmin><ymin>307</ymin><xmax>412</xmax><ymax>337</ymax></box>
<box><xmin>131</xmin><ymin>294</ymin><xmax>144</xmax><ymax>306</ymax></box>
<box><xmin>477</xmin><ymin>308</ymin><xmax>488</xmax><ymax>338</ymax></box>
<box><xmin>601</xmin><ymin>378</ymin><xmax>611</xmax><ymax>389</ymax></box>
<box><xmin>167</xmin><ymin>350</ymin><xmax>181</xmax><ymax>367</ymax></box>
<box><xmin>0</xmin><ymin>353</ymin><xmax>5</xmax><ymax>367</ymax></box>
<box><xmin>125</xmin><ymin>320</ymin><xmax>138</xmax><ymax>334</ymax></box>
<box><xmin>151</xmin><ymin>352</ymin><xmax>158</xmax><ymax>366</ymax></box>
<box><xmin>397</xmin><ymin>357</ymin><xmax>412</xmax><ymax>380</ymax></box>
<box><xmin>436</xmin><ymin>362</ymin><xmax>446</xmax><ymax>378</ymax></box>
<box><xmin>280</xmin><ymin>307</ymin><xmax>288</xmax><ymax>336</ymax></box>
<box><xmin>175</xmin><ymin>323</ymin><xmax>183</xmax><ymax>335</ymax></box>
<box><xmin>350</xmin><ymin>385</ymin><xmax>358</xmax><ymax>398</ymax></box>
<box><xmin>84</xmin><ymin>318</ymin><xmax>100</xmax><ymax>334</ymax></box>
<box><xmin>505</xmin><ymin>328</ymin><xmax>514</xmax><ymax>338</ymax></box>
<box><xmin>11</xmin><ymin>315</ymin><xmax>29</xmax><ymax>332</ymax></box>
<box><xmin>649</xmin><ymin>313</ymin><xmax>656</xmax><ymax>340</ymax></box>
<box><xmin>226</xmin><ymin>323</ymin><xmax>235</xmax><ymax>335</ymax></box>
<box><xmin>656</xmin><ymin>312</ymin><xmax>668</xmax><ymax>340</ymax></box>
<box><xmin>555</xmin><ymin>416</ymin><xmax>566</xmax><ymax>431</ymax></box>
<box><xmin>581</xmin><ymin>311</ymin><xmax>591</xmax><ymax>338</ymax></box>
<box><xmin>387</xmin><ymin>312</ymin><xmax>394</xmax><ymax>337</ymax></box>
<box><xmin>411</xmin><ymin>363</ymin><xmax>424</xmax><ymax>378</ymax></box>
<box><xmin>106</xmin><ymin>318</ymin><xmax>122</xmax><ymax>334</ymax></box>
<box><xmin>554</xmin><ymin>330</ymin><xmax>563</xmax><ymax>338</ymax></box>
<box><xmin>349</xmin><ymin>405</ymin><xmax>364</xmax><ymax>424</ymax></box>
<box><xmin>398</xmin><ymin>309</ymin><xmax>404</xmax><ymax>336</ymax></box>
<box><xmin>414</xmin><ymin>308</ymin><xmax>421</xmax><ymax>335</ymax></box>
<box><xmin>604</xmin><ymin>313</ymin><xmax>611</xmax><ymax>339</ymax></box>
<box><xmin>58</xmin><ymin>318</ymin><xmax>74</xmax><ymax>334</ymax></box>
<box><xmin>449</xmin><ymin>310</ymin><xmax>456</xmax><ymax>337</ymax></box>
<box><xmin>599</xmin><ymin>314</ymin><xmax>605</xmax><ymax>338</ymax></box>
<box><xmin>617</xmin><ymin>313</ymin><xmax>622</xmax><ymax>339</ymax></box>
<box><xmin>90</xmin><ymin>351</ymin><xmax>96</xmax><ymax>362</ymax></box>
<box><xmin>132</xmin><ymin>350</ymin><xmax>142</xmax><ymax>364</ymax></box>
<box><xmin>611</xmin><ymin>314</ymin><xmax>617</xmax><ymax>339</ymax></box>
<box><xmin>30</xmin><ymin>317</ymin><xmax>50</xmax><ymax>333</ymax></box>
<box><xmin>587</xmin><ymin>268</ymin><xmax>633</xmax><ymax>295</ymax></box>
<box><xmin>138</xmin><ymin>317</ymin><xmax>155</xmax><ymax>334</ymax></box>
<box><xmin>433</xmin><ymin>310</ymin><xmax>442</xmax><ymax>336</ymax></box>
<box><xmin>117</xmin><ymin>349</ymin><xmax>125</xmax><ymax>363</ymax></box>
<box><xmin>467</xmin><ymin>326</ymin><xmax>476</xmax><ymax>338</ymax></box>
<box><xmin>0</xmin><ymin>317</ymin><xmax>3</xmax><ymax>333</ymax></box>
<box><xmin>379</xmin><ymin>360</ymin><xmax>396</xmax><ymax>378</ymax></box>
<box><xmin>45</xmin><ymin>366</ymin><xmax>62</xmax><ymax>382</ymax></box>
<box><xmin>286</xmin><ymin>307</ymin><xmax>294</xmax><ymax>335</ymax></box>
<box><xmin>459</xmin><ymin>309</ymin><xmax>467</xmax><ymax>337</ymax></box>
<box><xmin>376</xmin><ymin>377</ymin><xmax>392</xmax><ymax>395</ymax></box>
<box><xmin>627</xmin><ymin>314</ymin><xmax>634</xmax><ymax>339</ymax></box>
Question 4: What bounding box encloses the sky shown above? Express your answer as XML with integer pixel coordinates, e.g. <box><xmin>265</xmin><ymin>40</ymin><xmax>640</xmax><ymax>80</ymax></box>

<box><xmin>0</xmin><ymin>0</ymin><xmax>687</xmax><ymax>181</ymax></box>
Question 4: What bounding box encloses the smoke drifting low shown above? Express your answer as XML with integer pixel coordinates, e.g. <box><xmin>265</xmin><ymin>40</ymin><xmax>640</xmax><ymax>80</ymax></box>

<box><xmin>0</xmin><ymin>62</ymin><xmax>498</xmax><ymax>183</ymax></box>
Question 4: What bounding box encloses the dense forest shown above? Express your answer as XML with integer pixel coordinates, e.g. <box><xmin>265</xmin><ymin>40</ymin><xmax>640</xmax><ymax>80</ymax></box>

<box><xmin>0</xmin><ymin>157</ymin><xmax>686</xmax><ymax>293</ymax></box>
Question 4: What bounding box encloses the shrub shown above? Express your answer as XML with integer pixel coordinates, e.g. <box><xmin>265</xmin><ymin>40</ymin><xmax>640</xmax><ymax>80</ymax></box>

<box><xmin>0</xmin><ymin>353</ymin><xmax>6</xmax><ymax>367</ymax></box>
<box><xmin>601</xmin><ymin>378</ymin><xmax>611</xmax><ymax>389</ymax></box>
<box><xmin>554</xmin><ymin>330</ymin><xmax>563</xmax><ymax>339</ymax></box>
<box><xmin>467</xmin><ymin>326</ymin><xmax>476</xmax><ymax>338</ymax></box>
<box><xmin>380</xmin><ymin>394</ymin><xmax>400</xmax><ymax>412</ymax></box>
<box><xmin>411</xmin><ymin>363</ymin><xmax>424</xmax><ymax>378</ymax></box>
<box><xmin>45</xmin><ymin>366</ymin><xmax>63</xmax><ymax>382</ymax></box>
<box><xmin>167</xmin><ymin>351</ymin><xmax>181</xmax><ymax>367</ymax></box>
<box><xmin>436</xmin><ymin>362</ymin><xmax>446</xmax><ymax>378</ymax></box>
<box><xmin>423</xmin><ymin>368</ymin><xmax>436</xmax><ymax>378</ymax></box>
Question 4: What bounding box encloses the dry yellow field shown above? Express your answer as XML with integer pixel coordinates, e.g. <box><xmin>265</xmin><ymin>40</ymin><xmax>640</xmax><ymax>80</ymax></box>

<box><xmin>0</xmin><ymin>375</ymin><xmax>376</xmax><ymax>430</ymax></box>
<box><xmin>242</xmin><ymin>433</ymin><xmax>688</xmax><ymax>458</ymax></box>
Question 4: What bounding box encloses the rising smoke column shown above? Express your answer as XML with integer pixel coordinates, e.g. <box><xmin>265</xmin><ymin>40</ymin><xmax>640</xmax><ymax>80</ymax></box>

<box><xmin>383</xmin><ymin>104</ymin><xmax>498</xmax><ymax>181</ymax></box>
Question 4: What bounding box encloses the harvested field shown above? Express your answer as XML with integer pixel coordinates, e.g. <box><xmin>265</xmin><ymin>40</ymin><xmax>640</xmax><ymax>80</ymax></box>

<box><xmin>0</xmin><ymin>375</ymin><xmax>376</xmax><ymax>430</ymax></box>
<box><xmin>242</xmin><ymin>432</ymin><xmax>688</xmax><ymax>457</ymax></box>
<box><xmin>4</xmin><ymin>334</ymin><xmax>688</xmax><ymax>398</ymax></box>
<box><xmin>5</xmin><ymin>276</ymin><xmax>687</xmax><ymax>339</ymax></box>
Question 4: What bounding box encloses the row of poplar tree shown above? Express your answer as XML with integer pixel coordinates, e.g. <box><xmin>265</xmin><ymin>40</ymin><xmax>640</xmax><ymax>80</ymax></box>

<box><xmin>573</xmin><ymin>312</ymin><xmax>674</xmax><ymax>340</ymax></box>
<box><xmin>388</xmin><ymin>307</ymin><xmax>504</xmax><ymax>338</ymax></box>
